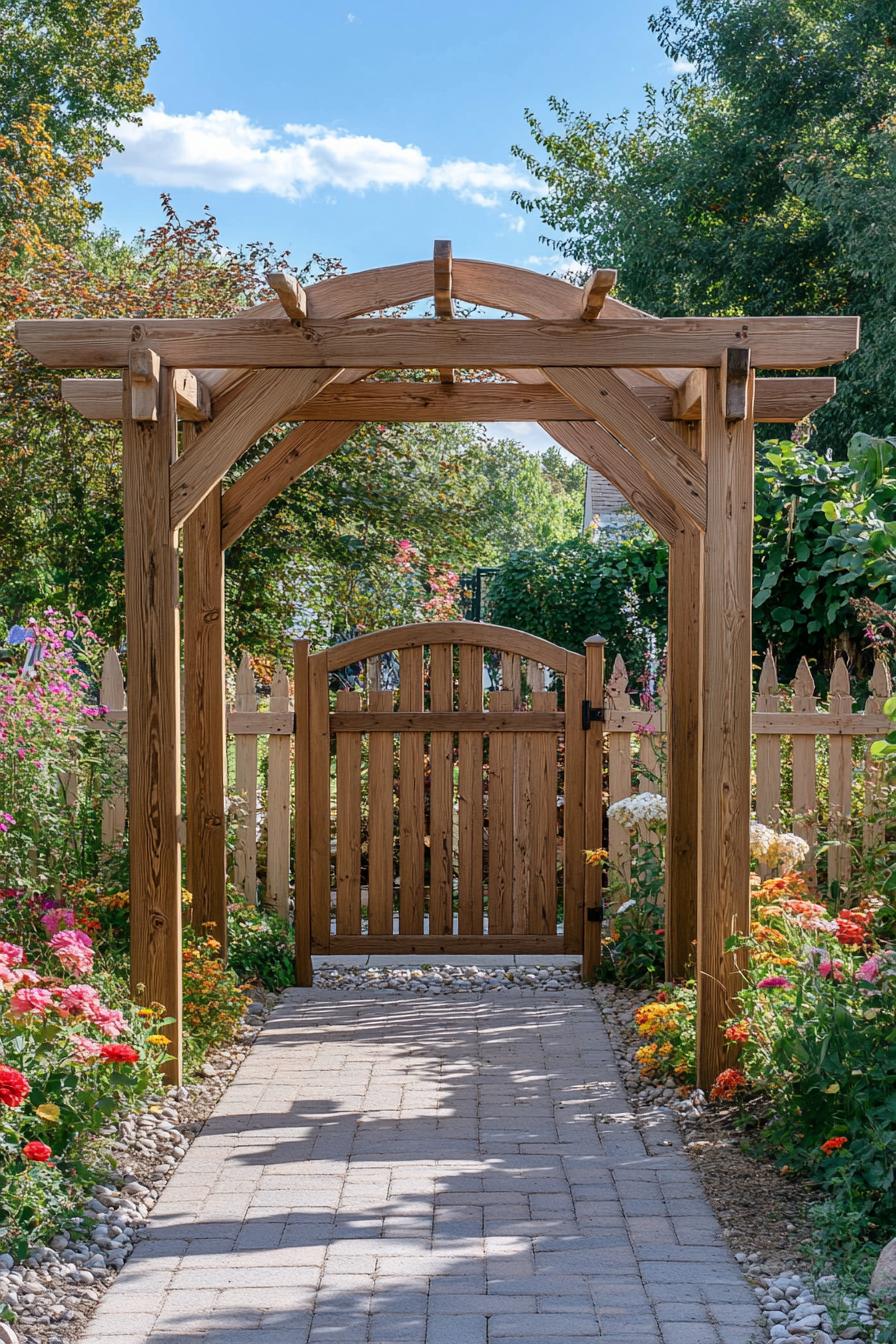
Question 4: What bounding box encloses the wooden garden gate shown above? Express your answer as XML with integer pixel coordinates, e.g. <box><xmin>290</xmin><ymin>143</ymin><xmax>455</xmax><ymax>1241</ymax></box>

<box><xmin>292</xmin><ymin>622</ymin><xmax>605</xmax><ymax>978</ymax></box>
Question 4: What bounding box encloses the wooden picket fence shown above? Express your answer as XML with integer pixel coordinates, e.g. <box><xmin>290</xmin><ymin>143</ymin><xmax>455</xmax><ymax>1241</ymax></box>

<box><xmin>89</xmin><ymin>642</ymin><xmax>893</xmax><ymax>908</ymax></box>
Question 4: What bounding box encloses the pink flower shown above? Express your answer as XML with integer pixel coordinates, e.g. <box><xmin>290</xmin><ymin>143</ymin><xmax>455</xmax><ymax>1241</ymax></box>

<box><xmin>69</xmin><ymin>1034</ymin><xmax>104</xmax><ymax>1063</ymax></box>
<box><xmin>91</xmin><ymin>1005</ymin><xmax>126</xmax><ymax>1038</ymax></box>
<box><xmin>58</xmin><ymin>984</ymin><xmax>102</xmax><ymax>1017</ymax></box>
<box><xmin>0</xmin><ymin>940</ymin><xmax>24</xmax><ymax>967</ymax></box>
<box><xmin>818</xmin><ymin>959</ymin><xmax>845</xmax><ymax>982</ymax></box>
<box><xmin>49</xmin><ymin>929</ymin><xmax>94</xmax><ymax>975</ymax></box>
<box><xmin>757</xmin><ymin>976</ymin><xmax>793</xmax><ymax>989</ymax></box>
<box><xmin>41</xmin><ymin>908</ymin><xmax>75</xmax><ymax>936</ymax></box>
<box><xmin>9</xmin><ymin>986</ymin><xmax>55</xmax><ymax>1016</ymax></box>
<box><xmin>856</xmin><ymin>956</ymin><xmax>880</xmax><ymax>983</ymax></box>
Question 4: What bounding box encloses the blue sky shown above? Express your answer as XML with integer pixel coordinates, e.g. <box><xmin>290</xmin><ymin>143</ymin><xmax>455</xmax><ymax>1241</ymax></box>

<box><xmin>95</xmin><ymin>0</ymin><xmax>675</xmax><ymax>272</ymax></box>
<box><xmin>94</xmin><ymin>1</ymin><xmax>677</xmax><ymax>454</ymax></box>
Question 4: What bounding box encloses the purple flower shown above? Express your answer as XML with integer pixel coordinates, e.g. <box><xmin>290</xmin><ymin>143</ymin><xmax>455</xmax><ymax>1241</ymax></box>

<box><xmin>757</xmin><ymin>975</ymin><xmax>793</xmax><ymax>989</ymax></box>
<box><xmin>6</xmin><ymin>625</ymin><xmax>28</xmax><ymax>646</ymax></box>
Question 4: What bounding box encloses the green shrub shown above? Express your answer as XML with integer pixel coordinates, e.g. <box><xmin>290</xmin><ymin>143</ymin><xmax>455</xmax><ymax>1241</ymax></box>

<box><xmin>226</xmin><ymin>899</ymin><xmax>295</xmax><ymax>991</ymax></box>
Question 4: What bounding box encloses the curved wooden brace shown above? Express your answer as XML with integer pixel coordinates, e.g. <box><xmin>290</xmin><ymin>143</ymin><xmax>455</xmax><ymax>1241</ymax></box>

<box><xmin>318</xmin><ymin>621</ymin><xmax>583</xmax><ymax>675</ymax></box>
<box><xmin>539</xmin><ymin>421</ymin><xmax>684</xmax><ymax>545</ymax></box>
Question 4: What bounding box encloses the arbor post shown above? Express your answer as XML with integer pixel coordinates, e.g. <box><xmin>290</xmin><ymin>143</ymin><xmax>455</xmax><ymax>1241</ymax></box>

<box><xmin>696</xmin><ymin>363</ymin><xmax>755</xmax><ymax>1089</ymax></box>
<box><xmin>666</xmin><ymin>411</ymin><xmax>704</xmax><ymax>980</ymax></box>
<box><xmin>123</xmin><ymin>362</ymin><xmax>183</xmax><ymax>1084</ymax></box>
<box><xmin>183</xmin><ymin>446</ymin><xmax>228</xmax><ymax>956</ymax></box>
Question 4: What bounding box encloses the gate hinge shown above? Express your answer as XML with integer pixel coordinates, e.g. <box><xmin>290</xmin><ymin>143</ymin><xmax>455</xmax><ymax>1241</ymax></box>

<box><xmin>581</xmin><ymin>699</ymin><xmax>605</xmax><ymax>731</ymax></box>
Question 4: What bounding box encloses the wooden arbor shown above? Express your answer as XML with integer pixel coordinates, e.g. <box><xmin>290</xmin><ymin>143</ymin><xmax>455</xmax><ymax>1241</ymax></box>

<box><xmin>16</xmin><ymin>247</ymin><xmax>859</xmax><ymax>1087</ymax></box>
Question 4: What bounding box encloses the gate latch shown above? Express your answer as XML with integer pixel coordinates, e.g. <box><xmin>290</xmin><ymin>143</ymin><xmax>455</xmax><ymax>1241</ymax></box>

<box><xmin>581</xmin><ymin>699</ymin><xmax>605</xmax><ymax>731</ymax></box>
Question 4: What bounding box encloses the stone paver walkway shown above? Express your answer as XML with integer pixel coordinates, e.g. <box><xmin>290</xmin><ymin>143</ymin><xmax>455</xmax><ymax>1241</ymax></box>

<box><xmin>83</xmin><ymin>989</ymin><xmax>760</xmax><ymax>1344</ymax></box>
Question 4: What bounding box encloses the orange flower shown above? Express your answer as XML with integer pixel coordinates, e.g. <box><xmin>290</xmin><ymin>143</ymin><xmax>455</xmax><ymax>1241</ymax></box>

<box><xmin>820</xmin><ymin>1136</ymin><xmax>848</xmax><ymax>1156</ymax></box>
<box><xmin>710</xmin><ymin>1067</ymin><xmax>748</xmax><ymax>1102</ymax></box>
<box><xmin>724</xmin><ymin>1021</ymin><xmax>750</xmax><ymax>1044</ymax></box>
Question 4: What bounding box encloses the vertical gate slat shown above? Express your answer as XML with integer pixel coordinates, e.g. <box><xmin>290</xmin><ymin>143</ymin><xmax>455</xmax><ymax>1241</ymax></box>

<box><xmin>335</xmin><ymin>689</ymin><xmax>362</xmax><ymax>933</ymax></box>
<box><xmin>487</xmin><ymin>688</ymin><xmax>514</xmax><ymax>934</ymax></box>
<box><xmin>293</xmin><ymin>640</ymin><xmax>312</xmax><ymax>983</ymax></box>
<box><xmin>429</xmin><ymin>644</ymin><xmax>454</xmax><ymax>935</ymax></box>
<box><xmin>583</xmin><ymin>637</ymin><xmax>606</xmax><ymax>981</ymax></box>
<box><xmin>308</xmin><ymin>652</ymin><xmax>332</xmax><ymax>950</ymax></box>
<box><xmin>399</xmin><ymin>646</ymin><xmax>425</xmax><ymax>934</ymax></box>
<box><xmin>233</xmin><ymin>652</ymin><xmax>258</xmax><ymax>903</ymax></box>
<box><xmin>367</xmin><ymin>686</ymin><xmax>395</xmax><ymax>936</ymax></box>
<box><xmin>827</xmin><ymin>658</ymin><xmax>853</xmax><ymax>893</ymax></box>
<box><xmin>791</xmin><ymin>657</ymin><xmax>818</xmax><ymax>877</ymax></box>
<box><xmin>755</xmin><ymin>650</ymin><xmax>781</xmax><ymax>825</ymax></box>
<box><xmin>458</xmin><ymin>643</ymin><xmax>484</xmax><ymax>935</ymax></box>
<box><xmin>266</xmin><ymin>665</ymin><xmax>292</xmax><ymax>918</ymax></box>
<box><xmin>563</xmin><ymin>661</ymin><xmax>585</xmax><ymax>953</ymax></box>
<box><xmin>529</xmin><ymin>687</ymin><xmax>559</xmax><ymax>934</ymax></box>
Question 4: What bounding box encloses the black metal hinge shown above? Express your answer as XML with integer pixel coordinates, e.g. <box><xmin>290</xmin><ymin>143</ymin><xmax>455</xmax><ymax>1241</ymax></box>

<box><xmin>586</xmin><ymin>906</ymin><xmax>604</xmax><ymax>922</ymax></box>
<box><xmin>581</xmin><ymin>699</ymin><xmax>605</xmax><ymax>731</ymax></box>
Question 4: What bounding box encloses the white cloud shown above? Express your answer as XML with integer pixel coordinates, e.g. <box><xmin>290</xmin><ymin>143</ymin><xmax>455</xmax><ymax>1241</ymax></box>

<box><xmin>670</xmin><ymin>57</ymin><xmax>697</xmax><ymax>73</ymax></box>
<box><xmin>522</xmin><ymin>253</ymin><xmax>589</xmax><ymax>280</ymax></box>
<box><xmin>108</xmin><ymin>106</ymin><xmax>534</xmax><ymax>207</ymax></box>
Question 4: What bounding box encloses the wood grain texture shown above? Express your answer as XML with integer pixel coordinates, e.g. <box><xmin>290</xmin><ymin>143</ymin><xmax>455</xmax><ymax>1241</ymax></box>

<box><xmin>268</xmin><ymin>271</ymin><xmax>307</xmax><ymax>321</ymax></box>
<box><xmin>182</xmin><ymin>457</ymin><xmax>227</xmax><ymax>950</ymax></box>
<box><xmin>582</xmin><ymin>638</ymin><xmax>605</xmax><ymax>983</ymax></box>
<box><xmin>329</xmin><ymin>934</ymin><xmax>564</xmax><ymax>955</ymax></box>
<box><xmin>17</xmin><ymin>315</ymin><xmax>861</xmax><ymax>371</ymax></box>
<box><xmin>308</xmin><ymin>653</ymin><xmax>332</xmax><ymax>952</ymax></box>
<box><xmin>123</xmin><ymin>366</ymin><xmax>182</xmax><ymax>1083</ymax></box>
<box><xmin>322</xmin><ymin>622</ymin><xmax>575</xmax><ymax>675</ymax></box>
<box><xmin>791</xmin><ymin>658</ymin><xmax>819</xmax><ymax>878</ymax></box>
<box><xmin>428</xmin><ymin>644</ymin><xmax>455</xmax><ymax>936</ymax></box>
<box><xmin>486</xmin><ymin>689</ymin><xmax>514</xmax><ymax>935</ymax></box>
<box><xmin>221</xmin><ymin>420</ymin><xmax>359</xmax><ymax>548</ymax></box>
<box><xmin>544</xmin><ymin>367</ymin><xmax>707</xmax><ymax>530</ymax></box>
<box><xmin>827</xmin><ymin>658</ymin><xmax>853</xmax><ymax>893</ymax></box>
<box><xmin>696</xmin><ymin>370</ymin><xmax>755</xmax><ymax>1090</ymax></box>
<box><xmin>755</xmin><ymin>650</ymin><xmax>782</xmax><ymax>835</ymax></box>
<box><xmin>563</xmin><ymin>664</ymin><xmax>585</xmax><ymax>953</ymax></box>
<box><xmin>528</xmin><ymin>689</ymin><xmax>559</xmax><ymax>934</ymax></box>
<box><xmin>266</xmin><ymin>666</ymin><xmax>292</xmax><ymax>919</ymax></box>
<box><xmin>366</xmin><ymin>688</ymin><xmax>396</xmax><ymax>936</ymax></box>
<box><xmin>232</xmin><ymin>653</ymin><xmax>258</xmax><ymax>903</ymax></box>
<box><xmin>99</xmin><ymin>648</ymin><xmax>127</xmax><ymax>847</ymax></box>
<box><xmin>170</xmin><ymin>368</ymin><xmax>338</xmax><ymax>528</ymax></box>
<box><xmin>580</xmin><ymin>269</ymin><xmax>617</xmax><ymax>320</ymax></box>
<box><xmin>398</xmin><ymin>647</ymin><xmax>425</xmax><ymax>934</ymax></box>
<box><xmin>335</xmin><ymin>690</ymin><xmax>362</xmax><ymax>933</ymax></box>
<box><xmin>330</xmin><ymin>710</ymin><xmax>565</xmax><ymax>732</ymax></box>
<box><xmin>293</xmin><ymin>640</ymin><xmax>312</xmax><ymax>984</ymax></box>
<box><xmin>457</xmin><ymin>644</ymin><xmax>484</xmax><ymax>935</ymax></box>
<box><xmin>606</xmin><ymin>657</ymin><xmax>634</xmax><ymax>885</ymax></box>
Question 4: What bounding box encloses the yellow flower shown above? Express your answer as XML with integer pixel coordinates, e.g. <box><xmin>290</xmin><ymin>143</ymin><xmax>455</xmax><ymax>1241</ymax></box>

<box><xmin>147</xmin><ymin>1034</ymin><xmax>171</xmax><ymax>1046</ymax></box>
<box><xmin>137</xmin><ymin>1006</ymin><xmax>154</xmax><ymax>1019</ymax></box>
<box><xmin>825</xmin><ymin>1083</ymin><xmax>840</xmax><ymax>1094</ymax></box>
<box><xmin>35</xmin><ymin>1103</ymin><xmax>60</xmax><ymax>1123</ymax></box>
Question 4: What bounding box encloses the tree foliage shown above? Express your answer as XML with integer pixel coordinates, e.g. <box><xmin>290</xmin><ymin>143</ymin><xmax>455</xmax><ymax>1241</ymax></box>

<box><xmin>512</xmin><ymin>0</ymin><xmax>896</xmax><ymax>454</ymax></box>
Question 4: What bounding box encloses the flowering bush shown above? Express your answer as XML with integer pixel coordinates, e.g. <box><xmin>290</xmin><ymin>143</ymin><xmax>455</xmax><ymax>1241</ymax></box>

<box><xmin>0</xmin><ymin>919</ymin><xmax>169</xmax><ymax>1253</ymax></box>
<box><xmin>606</xmin><ymin>792</ymin><xmax>667</xmax><ymax>833</ymax></box>
<box><xmin>227</xmin><ymin>899</ymin><xmax>294</xmax><ymax>991</ymax></box>
<box><xmin>0</xmin><ymin>612</ymin><xmax>123</xmax><ymax>890</ymax></box>
<box><xmin>181</xmin><ymin>925</ymin><xmax>249</xmax><ymax>1073</ymax></box>
<box><xmin>633</xmin><ymin>986</ymin><xmax>696</xmax><ymax>1080</ymax></box>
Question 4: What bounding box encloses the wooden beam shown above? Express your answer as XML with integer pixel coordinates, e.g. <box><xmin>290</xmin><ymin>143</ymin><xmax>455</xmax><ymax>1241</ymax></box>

<box><xmin>539</xmin><ymin>421</ymin><xmax>684</xmax><ymax>544</ymax></box>
<box><xmin>123</xmin><ymin>364</ymin><xmax>182</xmax><ymax>1083</ymax></box>
<box><xmin>673</xmin><ymin>368</ymin><xmax>703</xmax><ymax>421</ymax></box>
<box><xmin>268</xmin><ymin>271</ymin><xmax>308</xmax><ymax>322</ymax></box>
<box><xmin>433</xmin><ymin>240</ymin><xmax>455</xmax><ymax>385</ymax></box>
<box><xmin>580</xmin><ymin>268</ymin><xmax>617</xmax><ymax>321</ymax></box>
<box><xmin>128</xmin><ymin>347</ymin><xmax>160</xmax><ymax>421</ymax></box>
<box><xmin>169</xmin><ymin>368</ymin><xmax>338</xmax><ymax>530</ymax></box>
<box><xmin>544</xmin><ymin>367</ymin><xmax>707</xmax><ymax>531</ymax></box>
<box><xmin>173</xmin><ymin>369</ymin><xmax>212</xmax><ymax>421</ymax></box>
<box><xmin>696</xmin><ymin>369</ymin><xmax>755</xmax><ymax>1090</ymax></box>
<box><xmin>665</xmin><ymin>408</ymin><xmax>704</xmax><ymax>981</ymax></box>
<box><xmin>60</xmin><ymin>373</ymin><xmax>839</xmax><ymax>425</ymax></box>
<box><xmin>182</xmin><ymin>447</ymin><xmax>227</xmax><ymax>955</ymax></box>
<box><xmin>17</xmin><ymin>315</ymin><xmax>861</xmax><ymax>371</ymax></box>
<box><xmin>221</xmin><ymin>420</ymin><xmax>359</xmax><ymax>549</ymax></box>
<box><xmin>723</xmin><ymin>345</ymin><xmax>751</xmax><ymax>421</ymax></box>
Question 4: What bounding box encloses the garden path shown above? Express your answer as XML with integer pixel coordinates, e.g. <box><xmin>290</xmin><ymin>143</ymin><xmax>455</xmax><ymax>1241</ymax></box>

<box><xmin>80</xmin><ymin>988</ymin><xmax>760</xmax><ymax>1344</ymax></box>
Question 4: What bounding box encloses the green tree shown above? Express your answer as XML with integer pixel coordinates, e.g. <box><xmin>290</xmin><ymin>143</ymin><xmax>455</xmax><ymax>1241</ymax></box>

<box><xmin>512</xmin><ymin>0</ymin><xmax>896</xmax><ymax>453</ymax></box>
<box><xmin>0</xmin><ymin>0</ymin><xmax>157</xmax><ymax>246</ymax></box>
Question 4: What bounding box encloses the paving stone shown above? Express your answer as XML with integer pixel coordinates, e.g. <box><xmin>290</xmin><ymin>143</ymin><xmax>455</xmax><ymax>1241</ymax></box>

<box><xmin>74</xmin><ymin>988</ymin><xmax>757</xmax><ymax>1344</ymax></box>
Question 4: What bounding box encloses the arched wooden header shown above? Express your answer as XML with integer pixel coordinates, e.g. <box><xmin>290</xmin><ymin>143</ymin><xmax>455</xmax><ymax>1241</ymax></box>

<box><xmin>321</xmin><ymin>621</ymin><xmax>580</xmax><ymax>676</ymax></box>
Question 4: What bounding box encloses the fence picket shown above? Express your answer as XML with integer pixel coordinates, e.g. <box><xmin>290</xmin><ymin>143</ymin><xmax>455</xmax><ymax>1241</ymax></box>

<box><xmin>428</xmin><ymin>644</ymin><xmax>454</xmax><ymax>935</ymax></box>
<box><xmin>398</xmin><ymin>646</ymin><xmax>425</xmax><ymax>934</ymax></box>
<box><xmin>529</xmin><ymin>686</ymin><xmax>559</xmax><ymax>934</ymax></box>
<box><xmin>865</xmin><ymin>659</ymin><xmax>892</xmax><ymax>853</ymax></box>
<box><xmin>458</xmin><ymin>644</ymin><xmax>485</xmax><ymax>935</ymax></box>
<box><xmin>233</xmin><ymin>653</ymin><xmax>258</xmax><ymax>902</ymax></box>
<box><xmin>335</xmin><ymin>689</ymin><xmax>362</xmax><ymax>933</ymax></box>
<box><xmin>791</xmin><ymin>657</ymin><xmax>819</xmax><ymax>877</ymax></box>
<box><xmin>100</xmin><ymin>648</ymin><xmax>127</xmax><ymax>847</ymax></box>
<box><xmin>487</xmin><ymin>688</ymin><xmax>514</xmax><ymax>934</ymax></box>
<box><xmin>827</xmin><ymin>657</ymin><xmax>853</xmax><ymax>892</ymax></box>
<box><xmin>266</xmin><ymin>665</ymin><xmax>292</xmax><ymax>918</ymax></box>
<box><xmin>606</xmin><ymin>656</ymin><xmax>633</xmax><ymax>882</ymax></box>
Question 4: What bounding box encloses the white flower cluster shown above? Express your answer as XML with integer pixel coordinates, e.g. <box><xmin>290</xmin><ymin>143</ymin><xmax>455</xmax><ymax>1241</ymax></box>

<box><xmin>607</xmin><ymin>792</ymin><xmax>668</xmax><ymax>834</ymax></box>
<box><xmin>749</xmin><ymin>820</ymin><xmax>811</xmax><ymax>870</ymax></box>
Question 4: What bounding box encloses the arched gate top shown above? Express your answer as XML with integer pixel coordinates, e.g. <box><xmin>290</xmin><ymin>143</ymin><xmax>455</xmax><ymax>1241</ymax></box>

<box><xmin>316</xmin><ymin>621</ymin><xmax>584</xmax><ymax>676</ymax></box>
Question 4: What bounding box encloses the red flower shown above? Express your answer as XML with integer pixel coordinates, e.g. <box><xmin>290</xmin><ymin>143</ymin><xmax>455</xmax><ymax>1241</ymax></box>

<box><xmin>820</xmin><ymin>1136</ymin><xmax>848</xmax><ymax>1156</ymax></box>
<box><xmin>835</xmin><ymin>909</ymin><xmax>873</xmax><ymax>948</ymax></box>
<box><xmin>0</xmin><ymin>1064</ymin><xmax>30</xmax><ymax>1108</ymax></box>
<box><xmin>22</xmin><ymin>1140</ymin><xmax>52</xmax><ymax>1162</ymax></box>
<box><xmin>99</xmin><ymin>1043</ymin><xmax>139</xmax><ymax>1064</ymax></box>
